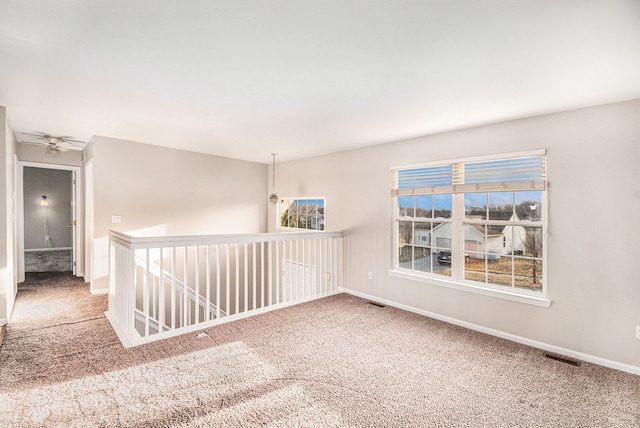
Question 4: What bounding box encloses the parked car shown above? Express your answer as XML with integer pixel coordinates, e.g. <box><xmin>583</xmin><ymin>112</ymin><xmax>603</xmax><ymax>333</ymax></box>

<box><xmin>437</xmin><ymin>251</ymin><xmax>451</xmax><ymax>265</ymax></box>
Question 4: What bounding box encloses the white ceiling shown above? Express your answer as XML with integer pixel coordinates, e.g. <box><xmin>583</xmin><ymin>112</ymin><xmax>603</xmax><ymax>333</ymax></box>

<box><xmin>2</xmin><ymin>1</ymin><xmax>639</xmax><ymax>163</ymax></box>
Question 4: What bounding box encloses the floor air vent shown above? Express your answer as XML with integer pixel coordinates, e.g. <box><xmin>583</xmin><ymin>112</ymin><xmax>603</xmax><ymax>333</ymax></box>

<box><xmin>544</xmin><ymin>352</ymin><xmax>581</xmax><ymax>367</ymax></box>
<box><xmin>368</xmin><ymin>302</ymin><xmax>386</xmax><ymax>308</ymax></box>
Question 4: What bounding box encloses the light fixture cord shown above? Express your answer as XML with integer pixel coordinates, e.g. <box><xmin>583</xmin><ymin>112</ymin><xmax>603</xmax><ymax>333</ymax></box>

<box><xmin>271</xmin><ymin>153</ymin><xmax>277</xmax><ymax>191</ymax></box>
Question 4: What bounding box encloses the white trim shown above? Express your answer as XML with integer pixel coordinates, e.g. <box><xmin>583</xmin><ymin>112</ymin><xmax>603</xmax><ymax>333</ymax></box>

<box><xmin>0</xmin><ymin>318</ymin><xmax>8</xmax><ymax>326</ymax></box>
<box><xmin>91</xmin><ymin>288</ymin><xmax>108</xmax><ymax>295</ymax></box>
<box><xmin>339</xmin><ymin>288</ymin><xmax>640</xmax><ymax>376</ymax></box>
<box><xmin>388</xmin><ymin>268</ymin><xmax>551</xmax><ymax>307</ymax></box>
<box><xmin>16</xmin><ymin>162</ymin><xmax>25</xmax><ymax>283</ymax></box>
<box><xmin>17</xmin><ymin>161</ymin><xmax>83</xmax><ymax>280</ymax></box>
<box><xmin>84</xmin><ymin>158</ymin><xmax>94</xmax><ymax>288</ymax></box>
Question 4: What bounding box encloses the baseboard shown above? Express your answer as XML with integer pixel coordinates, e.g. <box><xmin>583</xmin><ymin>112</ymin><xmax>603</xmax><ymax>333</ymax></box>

<box><xmin>0</xmin><ymin>318</ymin><xmax>7</xmax><ymax>326</ymax></box>
<box><xmin>339</xmin><ymin>288</ymin><xmax>640</xmax><ymax>376</ymax></box>
<box><xmin>91</xmin><ymin>288</ymin><xmax>108</xmax><ymax>295</ymax></box>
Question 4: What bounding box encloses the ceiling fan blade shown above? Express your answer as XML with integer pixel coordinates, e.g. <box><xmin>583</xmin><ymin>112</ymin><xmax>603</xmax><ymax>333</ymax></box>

<box><xmin>56</xmin><ymin>141</ymin><xmax>84</xmax><ymax>149</ymax></box>
<box><xmin>19</xmin><ymin>132</ymin><xmax>86</xmax><ymax>150</ymax></box>
<box><xmin>21</xmin><ymin>131</ymin><xmax>49</xmax><ymax>138</ymax></box>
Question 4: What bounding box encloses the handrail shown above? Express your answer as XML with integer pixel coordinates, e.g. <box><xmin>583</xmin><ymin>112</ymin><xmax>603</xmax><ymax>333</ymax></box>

<box><xmin>109</xmin><ymin>230</ymin><xmax>343</xmax><ymax>249</ymax></box>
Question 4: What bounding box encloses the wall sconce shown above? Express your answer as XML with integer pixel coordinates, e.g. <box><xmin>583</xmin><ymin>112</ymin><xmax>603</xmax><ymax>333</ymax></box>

<box><xmin>41</xmin><ymin>195</ymin><xmax>48</xmax><ymax>206</ymax></box>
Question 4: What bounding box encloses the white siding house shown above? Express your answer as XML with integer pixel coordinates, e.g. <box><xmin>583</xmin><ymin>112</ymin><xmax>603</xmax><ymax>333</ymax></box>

<box><xmin>418</xmin><ymin>223</ymin><xmax>503</xmax><ymax>259</ymax></box>
<box><xmin>502</xmin><ymin>213</ymin><xmax>527</xmax><ymax>255</ymax></box>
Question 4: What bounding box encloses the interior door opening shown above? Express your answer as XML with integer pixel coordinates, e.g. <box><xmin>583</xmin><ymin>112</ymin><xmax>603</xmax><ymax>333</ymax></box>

<box><xmin>23</xmin><ymin>167</ymin><xmax>74</xmax><ymax>273</ymax></box>
<box><xmin>17</xmin><ymin>162</ymin><xmax>83</xmax><ymax>282</ymax></box>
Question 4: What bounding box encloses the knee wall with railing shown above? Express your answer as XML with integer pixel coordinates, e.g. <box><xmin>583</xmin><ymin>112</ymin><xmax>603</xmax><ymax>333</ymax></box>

<box><xmin>107</xmin><ymin>230</ymin><xmax>343</xmax><ymax>347</ymax></box>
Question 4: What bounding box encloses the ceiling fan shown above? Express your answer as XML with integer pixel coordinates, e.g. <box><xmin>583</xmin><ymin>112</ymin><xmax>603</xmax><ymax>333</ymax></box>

<box><xmin>19</xmin><ymin>132</ymin><xmax>85</xmax><ymax>157</ymax></box>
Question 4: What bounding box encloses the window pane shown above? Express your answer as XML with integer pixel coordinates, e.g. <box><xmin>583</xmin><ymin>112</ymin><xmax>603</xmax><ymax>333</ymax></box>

<box><xmin>414</xmin><ymin>222</ymin><xmax>432</xmax><ymax>247</ymax></box>
<box><xmin>434</xmin><ymin>194</ymin><xmax>452</xmax><ymax>218</ymax></box>
<box><xmin>294</xmin><ymin>201</ymin><xmax>300</xmax><ymax>227</ymax></box>
<box><xmin>398</xmin><ymin>221</ymin><xmax>413</xmax><ymax>245</ymax></box>
<box><xmin>524</xmin><ymin>227</ymin><xmax>543</xmax><ymax>258</ymax></box>
<box><xmin>398</xmin><ymin>244</ymin><xmax>413</xmax><ymax>269</ymax></box>
<box><xmin>433</xmin><ymin>249</ymin><xmax>451</xmax><ymax>277</ymax></box>
<box><xmin>464</xmin><ymin>250</ymin><xmax>485</xmax><ymax>282</ymax></box>
<box><xmin>514</xmin><ymin>257</ymin><xmax>542</xmax><ymax>291</ymax></box>
<box><xmin>280</xmin><ymin>200</ymin><xmax>292</xmax><ymax>227</ymax></box>
<box><xmin>465</xmin><ymin>193</ymin><xmax>487</xmax><ymax>219</ymax></box>
<box><xmin>398</xmin><ymin>196</ymin><xmax>414</xmax><ymax>218</ymax></box>
<box><xmin>488</xmin><ymin>192</ymin><xmax>514</xmax><ymax>220</ymax></box>
<box><xmin>515</xmin><ymin>191</ymin><xmax>542</xmax><ymax>221</ymax></box>
<box><xmin>415</xmin><ymin>195</ymin><xmax>433</xmax><ymax>219</ymax></box>
<box><xmin>488</xmin><ymin>256</ymin><xmax>512</xmax><ymax>287</ymax></box>
<box><xmin>434</xmin><ymin>265</ymin><xmax>451</xmax><ymax>277</ymax></box>
<box><xmin>310</xmin><ymin>200</ymin><xmax>324</xmax><ymax>230</ymax></box>
<box><xmin>431</xmin><ymin>222</ymin><xmax>451</xmax><ymax>251</ymax></box>
<box><xmin>432</xmin><ymin>222</ymin><xmax>452</xmax><ymax>277</ymax></box>
<box><xmin>413</xmin><ymin>246</ymin><xmax>432</xmax><ymax>273</ymax></box>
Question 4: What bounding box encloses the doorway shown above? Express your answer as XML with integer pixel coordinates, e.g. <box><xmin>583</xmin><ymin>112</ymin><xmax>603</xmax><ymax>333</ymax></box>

<box><xmin>17</xmin><ymin>162</ymin><xmax>83</xmax><ymax>282</ymax></box>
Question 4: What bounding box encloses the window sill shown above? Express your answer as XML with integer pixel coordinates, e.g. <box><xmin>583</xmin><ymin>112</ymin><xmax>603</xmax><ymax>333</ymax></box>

<box><xmin>388</xmin><ymin>269</ymin><xmax>552</xmax><ymax>308</ymax></box>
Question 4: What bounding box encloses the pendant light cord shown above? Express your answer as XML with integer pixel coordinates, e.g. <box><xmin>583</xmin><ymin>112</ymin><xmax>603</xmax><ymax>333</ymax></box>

<box><xmin>271</xmin><ymin>153</ymin><xmax>277</xmax><ymax>191</ymax></box>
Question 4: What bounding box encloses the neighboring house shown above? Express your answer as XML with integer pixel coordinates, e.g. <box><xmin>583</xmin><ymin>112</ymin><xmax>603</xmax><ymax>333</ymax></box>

<box><xmin>501</xmin><ymin>213</ymin><xmax>527</xmax><ymax>255</ymax></box>
<box><xmin>415</xmin><ymin>213</ymin><xmax>528</xmax><ymax>259</ymax></box>
<box><xmin>416</xmin><ymin>223</ymin><xmax>502</xmax><ymax>259</ymax></box>
<box><xmin>308</xmin><ymin>207</ymin><xmax>324</xmax><ymax>230</ymax></box>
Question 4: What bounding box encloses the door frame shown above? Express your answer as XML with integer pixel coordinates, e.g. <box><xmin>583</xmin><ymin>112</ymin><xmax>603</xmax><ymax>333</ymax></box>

<box><xmin>17</xmin><ymin>161</ymin><xmax>83</xmax><ymax>281</ymax></box>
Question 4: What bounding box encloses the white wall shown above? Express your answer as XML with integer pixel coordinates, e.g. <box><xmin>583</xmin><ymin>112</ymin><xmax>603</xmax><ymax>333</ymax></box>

<box><xmin>89</xmin><ymin>136</ymin><xmax>268</xmax><ymax>292</ymax></box>
<box><xmin>0</xmin><ymin>106</ymin><xmax>18</xmax><ymax>325</ymax></box>
<box><xmin>269</xmin><ymin>99</ymin><xmax>640</xmax><ymax>369</ymax></box>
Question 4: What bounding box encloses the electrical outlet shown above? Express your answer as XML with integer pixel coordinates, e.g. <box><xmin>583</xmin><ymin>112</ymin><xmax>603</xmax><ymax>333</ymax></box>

<box><xmin>368</xmin><ymin>272</ymin><xmax>373</xmax><ymax>280</ymax></box>
<box><xmin>636</xmin><ymin>326</ymin><xmax>640</xmax><ymax>340</ymax></box>
<box><xmin>45</xmin><ymin>235</ymin><xmax>50</xmax><ymax>241</ymax></box>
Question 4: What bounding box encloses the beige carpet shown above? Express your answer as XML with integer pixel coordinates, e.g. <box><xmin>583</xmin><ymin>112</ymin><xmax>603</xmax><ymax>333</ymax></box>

<box><xmin>1</xmin><ymin>272</ymin><xmax>639</xmax><ymax>427</ymax></box>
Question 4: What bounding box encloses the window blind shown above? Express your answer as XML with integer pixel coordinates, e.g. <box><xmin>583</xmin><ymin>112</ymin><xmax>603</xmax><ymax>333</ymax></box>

<box><xmin>391</xmin><ymin>153</ymin><xmax>546</xmax><ymax>196</ymax></box>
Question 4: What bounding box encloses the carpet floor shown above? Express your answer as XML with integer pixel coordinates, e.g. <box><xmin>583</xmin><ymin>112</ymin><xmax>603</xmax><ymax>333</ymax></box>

<box><xmin>0</xmin><ymin>272</ymin><xmax>639</xmax><ymax>427</ymax></box>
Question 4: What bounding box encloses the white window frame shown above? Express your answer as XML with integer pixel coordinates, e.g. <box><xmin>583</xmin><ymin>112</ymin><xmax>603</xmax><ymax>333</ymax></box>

<box><xmin>277</xmin><ymin>197</ymin><xmax>326</xmax><ymax>231</ymax></box>
<box><xmin>389</xmin><ymin>150</ymin><xmax>550</xmax><ymax>308</ymax></box>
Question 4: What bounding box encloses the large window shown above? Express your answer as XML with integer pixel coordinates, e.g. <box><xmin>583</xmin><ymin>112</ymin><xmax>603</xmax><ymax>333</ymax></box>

<box><xmin>391</xmin><ymin>151</ymin><xmax>547</xmax><ymax>304</ymax></box>
<box><xmin>279</xmin><ymin>198</ymin><xmax>325</xmax><ymax>230</ymax></box>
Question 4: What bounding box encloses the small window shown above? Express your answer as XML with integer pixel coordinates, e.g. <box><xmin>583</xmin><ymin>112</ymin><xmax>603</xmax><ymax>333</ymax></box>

<box><xmin>279</xmin><ymin>198</ymin><xmax>325</xmax><ymax>231</ymax></box>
